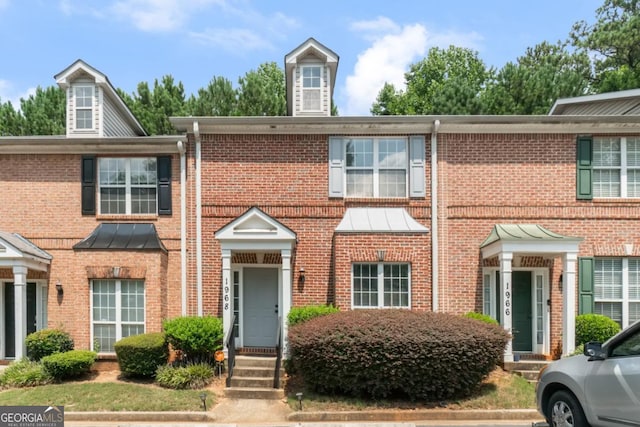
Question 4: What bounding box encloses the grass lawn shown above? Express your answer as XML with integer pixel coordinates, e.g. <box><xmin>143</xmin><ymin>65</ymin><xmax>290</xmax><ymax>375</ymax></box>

<box><xmin>0</xmin><ymin>371</ymin><xmax>220</xmax><ymax>412</ymax></box>
<box><xmin>285</xmin><ymin>367</ymin><xmax>537</xmax><ymax>412</ymax></box>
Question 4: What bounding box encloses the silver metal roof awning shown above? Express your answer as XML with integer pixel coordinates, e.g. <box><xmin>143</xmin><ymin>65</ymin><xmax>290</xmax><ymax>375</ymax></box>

<box><xmin>335</xmin><ymin>208</ymin><xmax>429</xmax><ymax>233</ymax></box>
<box><xmin>73</xmin><ymin>223</ymin><xmax>167</xmax><ymax>252</ymax></box>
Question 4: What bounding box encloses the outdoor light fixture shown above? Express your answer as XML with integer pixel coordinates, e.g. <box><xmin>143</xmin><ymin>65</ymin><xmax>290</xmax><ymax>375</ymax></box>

<box><xmin>559</xmin><ymin>273</ymin><xmax>563</xmax><ymax>292</ymax></box>
<box><xmin>296</xmin><ymin>392</ymin><xmax>303</xmax><ymax>410</ymax></box>
<box><xmin>377</xmin><ymin>249</ymin><xmax>386</xmax><ymax>262</ymax></box>
<box><xmin>299</xmin><ymin>267</ymin><xmax>306</xmax><ymax>284</ymax></box>
<box><xmin>113</xmin><ymin>266</ymin><xmax>120</xmax><ymax>278</ymax></box>
<box><xmin>199</xmin><ymin>392</ymin><xmax>207</xmax><ymax>411</ymax></box>
<box><xmin>55</xmin><ymin>281</ymin><xmax>63</xmax><ymax>296</ymax></box>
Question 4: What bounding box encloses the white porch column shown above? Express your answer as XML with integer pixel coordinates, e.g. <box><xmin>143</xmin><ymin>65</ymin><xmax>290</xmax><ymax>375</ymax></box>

<box><xmin>562</xmin><ymin>252</ymin><xmax>578</xmax><ymax>356</ymax></box>
<box><xmin>13</xmin><ymin>265</ymin><xmax>28</xmax><ymax>360</ymax></box>
<box><xmin>499</xmin><ymin>252</ymin><xmax>514</xmax><ymax>362</ymax></box>
<box><xmin>221</xmin><ymin>249</ymin><xmax>232</xmax><ymax>356</ymax></box>
<box><xmin>281</xmin><ymin>249</ymin><xmax>292</xmax><ymax>356</ymax></box>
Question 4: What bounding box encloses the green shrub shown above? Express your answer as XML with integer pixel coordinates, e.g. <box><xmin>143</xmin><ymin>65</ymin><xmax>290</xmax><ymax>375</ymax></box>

<box><xmin>114</xmin><ymin>332</ymin><xmax>168</xmax><ymax>378</ymax></box>
<box><xmin>0</xmin><ymin>359</ymin><xmax>52</xmax><ymax>388</ymax></box>
<box><xmin>288</xmin><ymin>309</ymin><xmax>509</xmax><ymax>401</ymax></box>
<box><xmin>41</xmin><ymin>350</ymin><xmax>96</xmax><ymax>380</ymax></box>
<box><xmin>288</xmin><ymin>304</ymin><xmax>339</xmax><ymax>327</ymax></box>
<box><xmin>163</xmin><ymin>316</ymin><xmax>223</xmax><ymax>363</ymax></box>
<box><xmin>25</xmin><ymin>329</ymin><xmax>74</xmax><ymax>362</ymax></box>
<box><xmin>463</xmin><ymin>312</ymin><xmax>498</xmax><ymax>325</ymax></box>
<box><xmin>575</xmin><ymin>314</ymin><xmax>621</xmax><ymax>346</ymax></box>
<box><xmin>155</xmin><ymin>363</ymin><xmax>214</xmax><ymax>389</ymax></box>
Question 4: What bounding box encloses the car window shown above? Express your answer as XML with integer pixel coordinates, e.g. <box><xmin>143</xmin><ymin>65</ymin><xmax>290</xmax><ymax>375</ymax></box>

<box><xmin>611</xmin><ymin>329</ymin><xmax>640</xmax><ymax>357</ymax></box>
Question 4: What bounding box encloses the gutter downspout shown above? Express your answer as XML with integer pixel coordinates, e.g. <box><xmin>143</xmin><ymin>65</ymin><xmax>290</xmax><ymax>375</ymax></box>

<box><xmin>194</xmin><ymin>121</ymin><xmax>203</xmax><ymax>316</ymax></box>
<box><xmin>177</xmin><ymin>140</ymin><xmax>187</xmax><ymax>316</ymax></box>
<box><xmin>431</xmin><ymin>120</ymin><xmax>440</xmax><ymax>312</ymax></box>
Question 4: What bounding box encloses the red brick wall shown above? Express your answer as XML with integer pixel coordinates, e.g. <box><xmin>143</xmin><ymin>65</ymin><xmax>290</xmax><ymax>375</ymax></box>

<box><xmin>0</xmin><ymin>153</ymin><xmax>182</xmax><ymax>350</ymax></box>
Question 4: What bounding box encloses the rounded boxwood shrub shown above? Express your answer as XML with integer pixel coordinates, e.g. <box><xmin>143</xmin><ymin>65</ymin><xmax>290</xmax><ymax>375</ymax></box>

<box><xmin>0</xmin><ymin>359</ymin><xmax>52</xmax><ymax>388</ymax></box>
<box><xmin>155</xmin><ymin>362</ymin><xmax>214</xmax><ymax>389</ymax></box>
<box><xmin>115</xmin><ymin>332</ymin><xmax>168</xmax><ymax>378</ymax></box>
<box><xmin>41</xmin><ymin>350</ymin><xmax>97</xmax><ymax>380</ymax></box>
<box><xmin>288</xmin><ymin>304</ymin><xmax>339</xmax><ymax>327</ymax></box>
<box><xmin>463</xmin><ymin>312</ymin><xmax>498</xmax><ymax>325</ymax></box>
<box><xmin>288</xmin><ymin>309</ymin><xmax>510</xmax><ymax>401</ymax></box>
<box><xmin>25</xmin><ymin>329</ymin><xmax>74</xmax><ymax>362</ymax></box>
<box><xmin>575</xmin><ymin>313</ymin><xmax>621</xmax><ymax>346</ymax></box>
<box><xmin>163</xmin><ymin>316</ymin><xmax>223</xmax><ymax>363</ymax></box>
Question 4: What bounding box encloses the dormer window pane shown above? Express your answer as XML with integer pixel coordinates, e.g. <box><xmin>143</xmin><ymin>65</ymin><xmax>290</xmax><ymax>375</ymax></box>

<box><xmin>74</xmin><ymin>86</ymin><xmax>94</xmax><ymax>129</ymax></box>
<box><xmin>302</xmin><ymin>66</ymin><xmax>321</xmax><ymax>111</ymax></box>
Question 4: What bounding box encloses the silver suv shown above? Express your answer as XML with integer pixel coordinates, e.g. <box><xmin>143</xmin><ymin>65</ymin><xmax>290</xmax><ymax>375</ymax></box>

<box><xmin>536</xmin><ymin>320</ymin><xmax>640</xmax><ymax>427</ymax></box>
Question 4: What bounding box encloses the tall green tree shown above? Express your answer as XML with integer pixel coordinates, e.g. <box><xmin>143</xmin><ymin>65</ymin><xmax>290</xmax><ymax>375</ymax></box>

<box><xmin>188</xmin><ymin>76</ymin><xmax>237</xmax><ymax>116</ymax></box>
<box><xmin>371</xmin><ymin>46</ymin><xmax>490</xmax><ymax>115</ymax></box>
<box><xmin>236</xmin><ymin>62</ymin><xmax>286</xmax><ymax>116</ymax></box>
<box><xmin>483</xmin><ymin>41</ymin><xmax>592</xmax><ymax>114</ymax></box>
<box><xmin>571</xmin><ymin>0</ymin><xmax>640</xmax><ymax>91</ymax></box>
<box><xmin>17</xmin><ymin>86</ymin><xmax>66</xmax><ymax>135</ymax></box>
<box><xmin>123</xmin><ymin>75</ymin><xmax>187</xmax><ymax>135</ymax></box>
<box><xmin>0</xmin><ymin>99</ymin><xmax>25</xmax><ymax>136</ymax></box>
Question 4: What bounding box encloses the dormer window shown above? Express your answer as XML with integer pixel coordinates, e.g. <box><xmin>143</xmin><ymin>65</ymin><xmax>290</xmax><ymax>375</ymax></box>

<box><xmin>74</xmin><ymin>86</ymin><xmax>94</xmax><ymax>130</ymax></box>
<box><xmin>302</xmin><ymin>66</ymin><xmax>321</xmax><ymax>111</ymax></box>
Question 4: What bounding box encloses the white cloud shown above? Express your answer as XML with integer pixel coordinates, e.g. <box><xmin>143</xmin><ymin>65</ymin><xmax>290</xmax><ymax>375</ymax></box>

<box><xmin>0</xmin><ymin>79</ymin><xmax>37</xmax><ymax>111</ymax></box>
<box><xmin>189</xmin><ymin>27</ymin><xmax>272</xmax><ymax>52</ymax></box>
<box><xmin>110</xmin><ymin>0</ymin><xmax>221</xmax><ymax>32</ymax></box>
<box><xmin>342</xmin><ymin>17</ymin><xmax>484</xmax><ymax>116</ymax></box>
<box><xmin>0</xmin><ymin>0</ymin><xmax>9</xmax><ymax>10</ymax></box>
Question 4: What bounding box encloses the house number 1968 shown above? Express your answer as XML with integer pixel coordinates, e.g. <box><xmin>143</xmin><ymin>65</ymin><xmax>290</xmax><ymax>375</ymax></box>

<box><xmin>223</xmin><ymin>278</ymin><xmax>230</xmax><ymax>311</ymax></box>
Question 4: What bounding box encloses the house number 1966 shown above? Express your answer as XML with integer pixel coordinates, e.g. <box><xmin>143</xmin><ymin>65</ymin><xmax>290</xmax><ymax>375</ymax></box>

<box><xmin>504</xmin><ymin>282</ymin><xmax>511</xmax><ymax>316</ymax></box>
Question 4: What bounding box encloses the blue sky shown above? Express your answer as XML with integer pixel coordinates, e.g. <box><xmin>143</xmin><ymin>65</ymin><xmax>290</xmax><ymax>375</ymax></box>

<box><xmin>0</xmin><ymin>0</ymin><xmax>603</xmax><ymax>116</ymax></box>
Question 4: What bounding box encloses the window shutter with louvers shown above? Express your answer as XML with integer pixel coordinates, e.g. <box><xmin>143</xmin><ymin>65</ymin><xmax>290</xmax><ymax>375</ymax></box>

<box><xmin>578</xmin><ymin>257</ymin><xmax>595</xmax><ymax>314</ymax></box>
<box><xmin>576</xmin><ymin>136</ymin><xmax>593</xmax><ymax>200</ymax></box>
<box><xmin>81</xmin><ymin>155</ymin><xmax>96</xmax><ymax>215</ymax></box>
<box><xmin>409</xmin><ymin>135</ymin><xmax>426</xmax><ymax>198</ymax></box>
<box><xmin>328</xmin><ymin>137</ymin><xmax>344</xmax><ymax>197</ymax></box>
<box><xmin>157</xmin><ymin>156</ymin><xmax>172</xmax><ymax>215</ymax></box>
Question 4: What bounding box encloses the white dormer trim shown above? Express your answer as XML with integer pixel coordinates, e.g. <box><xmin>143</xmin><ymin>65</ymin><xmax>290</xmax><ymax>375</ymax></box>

<box><xmin>285</xmin><ymin>38</ymin><xmax>339</xmax><ymax>117</ymax></box>
<box><xmin>55</xmin><ymin>59</ymin><xmax>146</xmax><ymax>137</ymax></box>
<box><xmin>215</xmin><ymin>207</ymin><xmax>296</xmax><ymax>251</ymax></box>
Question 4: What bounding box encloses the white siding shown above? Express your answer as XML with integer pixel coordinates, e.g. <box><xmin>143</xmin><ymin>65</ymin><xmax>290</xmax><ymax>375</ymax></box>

<box><xmin>103</xmin><ymin>94</ymin><xmax>138</xmax><ymax>137</ymax></box>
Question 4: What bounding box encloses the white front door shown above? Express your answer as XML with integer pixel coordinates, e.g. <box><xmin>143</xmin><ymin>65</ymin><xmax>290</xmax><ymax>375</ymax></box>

<box><xmin>243</xmin><ymin>268</ymin><xmax>278</xmax><ymax>347</ymax></box>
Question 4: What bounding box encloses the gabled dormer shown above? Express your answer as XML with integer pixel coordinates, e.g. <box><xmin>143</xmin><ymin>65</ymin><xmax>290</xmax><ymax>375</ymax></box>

<box><xmin>54</xmin><ymin>60</ymin><xmax>146</xmax><ymax>137</ymax></box>
<box><xmin>285</xmin><ymin>38</ymin><xmax>339</xmax><ymax>117</ymax></box>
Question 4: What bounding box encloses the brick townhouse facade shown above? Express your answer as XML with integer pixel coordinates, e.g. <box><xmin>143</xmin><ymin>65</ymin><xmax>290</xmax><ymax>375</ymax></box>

<box><xmin>2</xmin><ymin>38</ymin><xmax>640</xmax><ymax>363</ymax></box>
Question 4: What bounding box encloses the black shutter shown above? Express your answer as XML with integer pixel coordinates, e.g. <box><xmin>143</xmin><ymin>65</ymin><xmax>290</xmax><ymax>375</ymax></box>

<box><xmin>157</xmin><ymin>156</ymin><xmax>172</xmax><ymax>215</ymax></box>
<box><xmin>81</xmin><ymin>155</ymin><xmax>96</xmax><ymax>215</ymax></box>
<box><xmin>576</xmin><ymin>136</ymin><xmax>593</xmax><ymax>200</ymax></box>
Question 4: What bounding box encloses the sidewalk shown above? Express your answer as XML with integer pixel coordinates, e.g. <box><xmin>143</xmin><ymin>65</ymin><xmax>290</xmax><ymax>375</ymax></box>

<box><xmin>64</xmin><ymin>398</ymin><xmax>543</xmax><ymax>424</ymax></box>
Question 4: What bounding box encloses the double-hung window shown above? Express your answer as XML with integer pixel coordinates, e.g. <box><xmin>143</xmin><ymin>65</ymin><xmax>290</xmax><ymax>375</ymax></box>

<box><xmin>345</xmin><ymin>138</ymin><xmax>408</xmax><ymax>197</ymax></box>
<box><xmin>98</xmin><ymin>158</ymin><xmax>157</xmax><ymax>214</ymax></box>
<box><xmin>74</xmin><ymin>86</ymin><xmax>94</xmax><ymax>130</ymax></box>
<box><xmin>352</xmin><ymin>263</ymin><xmax>410</xmax><ymax>308</ymax></box>
<box><xmin>92</xmin><ymin>279</ymin><xmax>145</xmax><ymax>353</ymax></box>
<box><xmin>594</xmin><ymin>258</ymin><xmax>640</xmax><ymax>328</ymax></box>
<box><xmin>302</xmin><ymin>65</ymin><xmax>321</xmax><ymax>111</ymax></box>
<box><xmin>592</xmin><ymin>137</ymin><xmax>640</xmax><ymax>198</ymax></box>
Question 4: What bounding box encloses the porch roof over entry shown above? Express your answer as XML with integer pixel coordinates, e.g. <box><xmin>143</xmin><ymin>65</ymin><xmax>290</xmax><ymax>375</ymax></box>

<box><xmin>73</xmin><ymin>223</ymin><xmax>167</xmax><ymax>252</ymax></box>
<box><xmin>0</xmin><ymin>231</ymin><xmax>52</xmax><ymax>271</ymax></box>
<box><xmin>336</xmin><ymin>208</ymin><xmax>428</xmax><ymax>233</ymax></box>
<box><xmin>480</xmin><ymin>224</ymin><xmax>582</xmax><ymax>258</ymax></box>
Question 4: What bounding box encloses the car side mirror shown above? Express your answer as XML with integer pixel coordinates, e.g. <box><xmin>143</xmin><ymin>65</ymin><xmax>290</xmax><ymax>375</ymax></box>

<box><xmin>584</xmin><ymin>342</ymin><xmax>605</xmax><ymax>360</ymax></box>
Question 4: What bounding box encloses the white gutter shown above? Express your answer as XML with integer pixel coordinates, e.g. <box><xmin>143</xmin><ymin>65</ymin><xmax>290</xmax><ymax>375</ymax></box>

<box><xmin>177</xmin><ymin>140</ymin><xmax>187</xmax><ymax>316</ymax></box>
<box><xmin>194</xmin><ymin>121</ymin><xmax>203</xmax><ymax>316</ymax></box>
<box><xmin>431</xmin><ymin>120</ymin><xmax>440</xmax><ymax>312</ymax></box>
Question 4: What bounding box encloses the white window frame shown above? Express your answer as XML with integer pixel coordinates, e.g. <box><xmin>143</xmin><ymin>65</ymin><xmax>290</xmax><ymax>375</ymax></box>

<box><xmin>594</xmin><ymin>257</ymin><xmax>640</xmax><ymax>328</ymax></box>
<box><xmin>98</xmin><ymin>157</ymin><xmax>157</xmax><ymax>215</ymax></box>
<box><xmin>352</xmin><ymin>263</ymin><xmax>411</xmax><ymax>308</ymax></box>
<box><xmin>90</xmin><ymin>279</ymin><xmax>145</xmax><ymax>354</ymax></box>
<box><xmin>301</xmin><ymin>65</ymin><xmax>322</xmax><ymax>112</ymax></box>
<box><xmin>593</xmin><ymin>136</ymin><xmax>640</xmax><ymax>198</ymax></box>
<box><xmin>345</xmin><ymin>137</ymin><xmax>408</xmax><ymax>198</ymax></box>
<box><xmin>74</xmin><ymin>85</ymin><xmax>94</xmax><ymax>130</ymax></box>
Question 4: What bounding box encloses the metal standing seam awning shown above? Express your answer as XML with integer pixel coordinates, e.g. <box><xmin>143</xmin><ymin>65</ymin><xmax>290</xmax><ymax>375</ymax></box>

<box><xmin>335</xmin><ymin>208</ymin><xmax>429</xmax><ymax>233</ymax></box>
<box><xmin>480</xmin><ymin>224</ymin><xmax>582</xmax><ymax>259</ymax></box>
<box><xmin>73</xmin><ymin>223</ymin><xmax>167</xmax><ymax>252</ymax></box>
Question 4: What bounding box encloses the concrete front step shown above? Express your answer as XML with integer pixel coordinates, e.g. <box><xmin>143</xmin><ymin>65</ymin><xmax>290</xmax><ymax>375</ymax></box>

<box><xmin>224</xmin><ymin>387</ymin><xmax>285</xmax><ymax>400</ymax></box>
<box><xmin>504</xmin><ymin>360</ymin><xmax>550</xmax><ymax>383</ymax></box>
<box><xmin>226</xmin><ymin>355</ymin><xmax>284</xmax><ymax>399</ymax></box>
